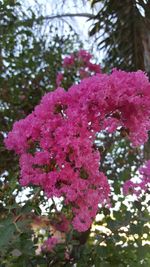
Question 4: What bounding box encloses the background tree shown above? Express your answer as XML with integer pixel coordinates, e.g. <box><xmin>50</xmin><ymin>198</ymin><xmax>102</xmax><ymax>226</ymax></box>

<box><xmin>89</xmin><ymin>0</ymin><xmax>150</xmax><ymax>72</ymax></box>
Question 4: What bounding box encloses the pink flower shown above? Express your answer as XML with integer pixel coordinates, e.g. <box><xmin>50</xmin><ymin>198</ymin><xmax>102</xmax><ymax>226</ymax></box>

<box><xmin>123</xmin><ymin>160</ymin><xmax>150</xmax><ymax>197</ymax></box>
<box><xmin>5</xmin><ymin>63</ymin><xmax>150</xmax><ymax>232</ymax></box>
<box><xmin>56</xmin><ymin>72</ymin><xmax>63</xmax><ymax>86</ymax></box>
<box><xmin>63</xmin><ymin>55</ymin><xmax>75</xmax><ymax>67</ymax></box>
<box><xmin>123</xmin><ymin>180</ymin><xmax>135</xmax><ymax>195</ymax></box>
<box><xmin>42</xmin><ymin>237</ymin><xmax>58</xmax><ymax>252</ymax></box>
<box><xmin>79</xmin><ymin>68</ymin><xmax>90</xmax><ymax>78</ymax></box>
<box><xmin>87</xmin><ymin>62</ymin><xmax>101</xmax><ymax>73</ymax></box>
<box><xmin>77</xmin><ymin>49</ymin><xmax>92</xmax><ymax>63</ymax></box>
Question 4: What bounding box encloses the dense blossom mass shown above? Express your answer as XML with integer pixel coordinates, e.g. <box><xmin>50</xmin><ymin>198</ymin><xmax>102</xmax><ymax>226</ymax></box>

<box><xmin>5</xmin><ymin>66</ymin><xmax>150</xmax><ymax>232</ymax></box>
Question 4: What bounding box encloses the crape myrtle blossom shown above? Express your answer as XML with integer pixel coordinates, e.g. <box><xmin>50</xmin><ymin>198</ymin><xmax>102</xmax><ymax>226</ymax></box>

<box><xmin>42</xmin><ymin>237</ymin><xmax>59</xmax><ymax>252</ymax></box>
<box><xmin>123</xmin><ymin>160</ymin><xmax>150</xmax><ymax>196</ymax></box>
<box><xmin>5</xmin><ymin>69</ymin><xmax>150</xmax><ymax>232</ymax></box>
<box><xmin>57</xmin><ymin>49</ymin><xmax>101</xmax><ymax>87</ymax></box>
<box><xmin>63</xmin><ymin>54</ymin><xmax>75</xmax><ymax>67</ymax></box>
<box><xmin>56</xmin><ymin>72</ymin><xmax>63</xmax><ymax>87</ymax></box>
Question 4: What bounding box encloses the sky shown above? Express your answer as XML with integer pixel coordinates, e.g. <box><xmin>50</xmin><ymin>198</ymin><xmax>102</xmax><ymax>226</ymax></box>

<box><xmin>23</xmin><ymin>0</ymin><xmax>92</xmax><ymax>37</ymax></box>
<box><xmin>21</xmin><ymin>0</ymin><xmax>104</xmax><ymax>61</ymax></box>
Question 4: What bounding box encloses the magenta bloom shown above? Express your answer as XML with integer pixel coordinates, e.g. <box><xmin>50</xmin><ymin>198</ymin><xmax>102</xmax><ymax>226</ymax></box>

<box><xmin>123</xmin><ymin>160</ymin><xmax>150</xmax><ymax>196</ymax></box>
<box><xmin>5</xmin><ymin>69</ymin><xmax>150</xmax><ymax>232</ymax></box>
<box><xmin>77</xmin><ymin>49</ymin><xmax>92</xmax><ymax>63</ymax></box>
<box><xmin>56</xmin><ymin>73</ymin><xmax>63</xmax><ymax>86</ymax></box>
<box><xmin>42</xmin><ymin>237</ymin><xmax>58</xmax><ymax>252</ymax></box>
<box><xmin>63</xmin><ymin>55</ymin><xmax>75</xmax><ymax>67</ymax></box>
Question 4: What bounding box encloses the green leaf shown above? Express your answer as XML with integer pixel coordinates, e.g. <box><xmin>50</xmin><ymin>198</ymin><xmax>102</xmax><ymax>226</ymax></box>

<box><xmin>0</xmin><ymin>218</ymin><xmax>16</xmax><ymax>248</ymax></box>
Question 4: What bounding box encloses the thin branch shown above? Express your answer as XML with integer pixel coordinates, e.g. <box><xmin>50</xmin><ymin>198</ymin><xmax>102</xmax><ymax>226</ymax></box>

<box><xmin>14</xmin><ymin>12</ymin><xmax>95</xmax><ymax>33</ymax></box>
<box><xmin>20</xmin><ymin>13</ymin><xmax>95</xmax><ymax>26</ymax></box>
<box><xmin>40</xmin><ymin>13</ymin><xmax>94</xmax><ymax>20</ymax></box>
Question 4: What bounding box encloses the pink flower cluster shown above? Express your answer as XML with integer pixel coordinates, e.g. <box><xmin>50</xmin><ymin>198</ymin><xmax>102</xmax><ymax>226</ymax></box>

<box><xmin>42</xmin><ymin>237</ymin><xmax>59</xmax><ymax>252</ymax></box>
<box><xmin>123</xmin><ymin>160</ymin><xmax>150</xmax><ymax>196</ymax></box>
<box><xmin>56</xmin><ymin>49</ymin><xmax>101</xmax><ymax>86</ymax></box>
<box><xmin>63</xmin><ymin>54</ymin><xmax>75</xmax><ymax>68</ymax></box>
<box><xmin>5</xmin><ymin>69</ymin><xmax>150</xmax><ymax>232</ymax></box>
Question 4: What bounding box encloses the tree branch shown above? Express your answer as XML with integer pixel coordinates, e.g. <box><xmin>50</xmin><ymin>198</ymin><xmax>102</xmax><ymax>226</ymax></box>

<box><xmin>39</xmin><ymin>13</ymin><xmax>94</xmax><ymax>21</ymax></box>
<box><xmin>16</xmin><ymin>13</ymin><xmax>95</xmax><ymax>29</ymax></box>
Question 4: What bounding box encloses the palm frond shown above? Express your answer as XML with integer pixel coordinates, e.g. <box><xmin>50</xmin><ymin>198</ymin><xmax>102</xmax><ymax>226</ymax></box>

<box><xmin>89</xmin><ymin>0</ymin><xmax>150</xmax><ymax>71</ymax></box>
